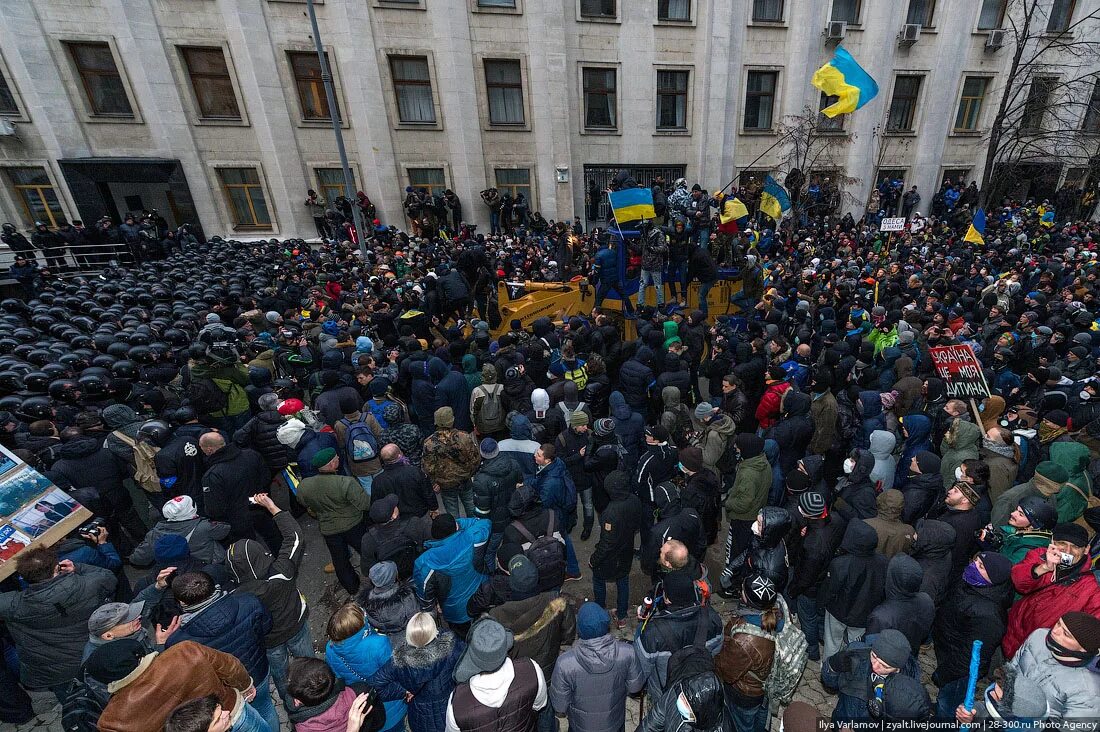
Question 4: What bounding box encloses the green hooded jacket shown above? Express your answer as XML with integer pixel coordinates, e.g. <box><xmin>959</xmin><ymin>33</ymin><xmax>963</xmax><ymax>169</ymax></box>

<box><xmin>724</xmin><ymin>452</ymin><xmax>770</xmax><ymax>521</ymax></box>
<box><xmin>1050</xmin><ymin>441</ymin><xmax>1093</xmax><ymax>523</ymax></box>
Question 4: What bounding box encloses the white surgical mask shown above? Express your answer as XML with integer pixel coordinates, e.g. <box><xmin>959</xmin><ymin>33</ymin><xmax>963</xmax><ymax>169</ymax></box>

<box><xmin>955</xmin><ymin>466</ymin><xmax>964</xmax><ymax>481</ymax></box>
<box><xmin>1081</xmin><ymin>391</ymin><xmax>1092</xmax><ymax>401</ymax></box>
<box><xmin>675</xmin><ymin>694</ymin><xmax>695</xmax><ymax>722</ymax></box>
<box><xmin>843</xmin><ymin>459</ymin><xmax>855</xmax><ymax>474</ymax></box>
<box><xmin>751</xmin><ymin>519</ymin><xmax>763</xmax><ymax>537</ymax></box>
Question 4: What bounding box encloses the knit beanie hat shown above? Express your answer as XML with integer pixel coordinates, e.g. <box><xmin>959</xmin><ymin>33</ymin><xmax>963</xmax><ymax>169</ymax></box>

<box><xmin>1045</xmin><ymin>410</ymin><xmax>1070</xmax><ymax>428</ymax></box>
<box><xmin>594</xmin><ymin>418</ymin><xmax>615</xmax><ymax>437</ymax></box>
<box><xmin>311</xmin><ymin>447</ymin><xmax>337</xmax><ymax>469</ymax></box>
<box><xmin>431</xmin><ymin>513</ymin><xmax>457</xmax><ymax>540</ymax></box>
<box><xmin>694</xmin><ymin>402</ymin><xmax>715</xmax><ymax>421</ymax></box>
<box><xmin>952</xmin><ymin>481</ymin><xmax>980</xmax><ymax>507</ymax></box>
<box><xmin>914</xmin><ymin>450</ymin><xmax>940</xmax><ymax>475</ymax></box>
<box><xmin>1052</xmin><ymin>522</ymin><xmax>1089</xmax><ymax>547</ymax></box>
<box><xmin>576</xmin><ymin>602</ymin><xmax>611</xmax><ymax>640</ymax></box>
<box><xmin>742</xmin><ymin>573</ymin><xmax>777</xmax><ymax>610</ymax></box>
<box><xmin>434</xmin><ymin>406</ymin><xmax>455</xmax><ymax>429</ymax></box>
<box><xmin>871</xmin><ymin>628</ymin><xmax>910</xmax><ymax>669</ymax></box>
<box><xmin>569</xmin><ymin>411</ymin><xmax>589</xmax><ymax>427</ymax></box>
<box><xmin>368</xmin><ymin>561</ymin><xmax>398</xmax><ymax>590</ymax></box>
<box><xmin>678</xmin><ymin>447</ymin><xmax>704</xmax><ymax>473</ymax></box>
<box><xmin>786</xmin><ymin>470</ymin><xmax>811</xmax><ymax>495</ymax></box>
<box><xmin>798</xmin><ymin>491</ymin><xmax>827</xmax><ymax>519</ymax></box>
<box><xmin>480</xmin><ymin>438</ymin><xmax>499</xmax><ymax>459</ymax></box>
<box><xmin>735</xmin><ymin>433</ymin><xmax>765</xmax><ymax>458</ymax></box>
<box><xmin>1061</xmin><ymin>612</ymin><xmax>1100</xmax><ymax>654</ymax></box>
<box><xmin>977</xmin><ymin>551</ymin><xmax>1013</xmax><ymax>586</ymax></box>
<box><xmin>162</xmin><ymin>495</ymin><xmax>197</xmax><ymax>522</ymax></box>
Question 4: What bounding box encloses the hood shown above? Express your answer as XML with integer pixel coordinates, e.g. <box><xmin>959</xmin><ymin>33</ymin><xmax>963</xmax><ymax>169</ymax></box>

<box><xmin>562</xmin><ymin>380</ymin><xmax>579</xmax><ymax>408</ymax></box>
<box><xmin>900</xmin><ymin>414</ymin><xmax>932</xmax><ymax>446</ymax></box>
<box><xmin>508</xmin><ymin>484</ymin><xmax>540</xmax><ymax>517</ymax></box>
<box><xmin>663</xmin><ymin>321</ymin><xmax>680</xmax><ymax>340</ymax></box>
<box><xmin>102</xmin><ymin>404</ymin><xmax>139</xmax><ymax>429</ymax></box>
<box><xmin>848</xmin><ymin>449</ymin><xmax>876</xmax><ymax>483</ymax></box>
<box><xmin>681</xmin><ymin>673</ymin><xmax>725</xmax><ymax>731</ymax></box>
<box><xmin>462</xmin><ymin>354</ymin><xmax>478</xmax><ymax>375</ymax></box>
<box><xmin>911</xmin><ymin>520</ymin><xmax>956</xmax><ymax>558</ymax></box>
<box><xmin>610</xmin><ymin>390</ymin><xmax>631</xmax><ymax>419</ymax></box>
<box><xmin>427</xmin><ymin>356</ymin><xmax>449</xmax><ymax>384</ymax></box>
<box><xmin>894</xmin><ymin>356</ymin><xmax>914</xmax><ymax>380</ymax></box>
<box><xmin>653</xmin><ymin>482</ymin><xmax>682</xmax><ymax>517</ymax></box>
<box><xmin>226</xmin><ymin>537</ymin><xmax>274</xmax><ymax>582</ymax></box>
<box><xmin>924</xmin><ymin>378</ymin><xmax>947</xmax><ymax>402</ymax></box>
<box><xmin>392</xmin><ymin>630</ymin><xmax>457</xmax><ymax>670</ymax></box>
<box><xmin>605</xmin><ymin>470</ymin><xmax>633</xmax><ymax>502</ymax></box>
<box><xmin>634</xmin><ymin>346</ymin><xmax>655</xmax><ymax>368</ymax></box>
<box><xmin>782</xmin><ymin>390</ymin><xmax>811</xmax><ymax>418</ymax></box>
<box><xmin>709</xmin><ymin>413</ymin><xmax>736</xmax><ymax>437</ymax></box>
<box><xmin>531</xmin><ymin>388</ymin><xmax>550</xmax><ymax>412</ymax></box>
<box><xmin>758</xmin><ymin>506</ymin><xmax>792</xmax><ymax>546</ymax></box>
<box><xmin>876</xmin><ymin>489</ymin><xmax>904</xmax><ymax>521</ymax></box>
<box><xmin>662</xmin><ymin>385</ymin><xmax>682</xmax><ymax>408</ymax></box>
<box><xmin>981</xmin><ymin>395</ymin><xmax>1006</xmax><ymax>431</ymax></box>
<box><xmin>800</xmin><ymin>454</ymin><xmax>824</xmax><ymax>484</ymax></box>
<box><xmin>949</xmin><ymin>420</ymin><xmax>982</xmax><ymax>451</ymax></box>
<box><xmin>884</xmin><ymin>553</ymin><xmax>923</xmax><ymax>600</ymax></box>
<box><xmin>509</xmin><ymin>413</ymin><xmax>534</xmax><ymax>440</ymax></box>
<box><xmin>1050</xmin><ymin>441</ymin><xmax>1091</xmax><ymax>479</ymax></box>
<box><xmin>840</xmin><ymin>519</ymin><xmax>878</xmax><ymax>556</ymax></box>
<box><xmin>869</xmin><ymin>430</ymin><xmax>897</xmax><ymax>458</ymax></box>
<box><xmin>58</xmin><ymin>436</ymin><xmax>101</xmax><ymax>459</ymax></box>
<box><xmin>859</xmin><ymin>390</ymin><xmax>883</xmax><ymax>418</ymax></box>
<box><xmin>356</xmin><ymin>336</ymin><xmax>374</xmax><ymax>353</ymax></box>
<box><xmin>481</xmin><ymin>363</ymin><xmax>498</xmax><ymax>384</ymax></box>
<box><xmin>574</xmin><ymin>633</ymin><xmax>618</xmax><ymax>674</ymax></box>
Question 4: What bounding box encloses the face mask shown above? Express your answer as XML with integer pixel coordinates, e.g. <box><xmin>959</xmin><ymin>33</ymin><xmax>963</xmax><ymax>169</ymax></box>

<box><xmin>843</xmin><ymin>459</ymin><xmax>855</xmax><ymax>474</ymax></box>
<box><xmin>1081</xmin><ymin>391</ymin><xmax>1092</xmax><ymax>401</ymax></box>
<box><xmin>1045</xmin><ymin>629</ymin><xmax>1097</xmax><ymax>666</ymax></box>
<box><xmin>678</xmin><ymin>462</ymin><xmax>688</xmax><ymax>474</ymax></box>
<box><xmin>675</xmin><ymin>694</ymin><xmax>695</xmax><ymax>722</ymax></box>
<box><xmin>955</xmin><ymin>467</ymin><xmax>964</xmax><ymax>481</ymax></box>
<box><xmin>962</xmin><ymin>561</ymin><xmax>991</xmax><ymax>587</ymax></box>
<box><xmin>751</xmin><ymin>520</ymin><xmax>763</xmax><ymax>537</ymax></box>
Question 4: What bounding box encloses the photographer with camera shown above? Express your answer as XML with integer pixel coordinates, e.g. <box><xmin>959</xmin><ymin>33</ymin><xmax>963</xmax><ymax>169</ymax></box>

<box><xmin>977</xmin><ymin>495</ymin><xmax>1056</xmax><ymax>564</ymax></box>
<box><xmin>188</xmin><ymin>322</ymin><xmax>251</xmax><ymax>433</ymax></box>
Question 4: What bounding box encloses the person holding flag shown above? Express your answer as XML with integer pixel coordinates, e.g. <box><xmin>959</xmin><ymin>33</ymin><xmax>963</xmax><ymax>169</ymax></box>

<box><xmin>759</xmin><ymin>176</ymin><xmax>792</xmax><ymax>223</ymax></box>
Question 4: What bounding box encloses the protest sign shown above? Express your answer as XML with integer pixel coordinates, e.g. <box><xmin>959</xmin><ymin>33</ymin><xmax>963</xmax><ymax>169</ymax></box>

<box><xmin>929</xmin><ymin>344</ymin><xmax>991</xmax><ymax>399</ymax></box>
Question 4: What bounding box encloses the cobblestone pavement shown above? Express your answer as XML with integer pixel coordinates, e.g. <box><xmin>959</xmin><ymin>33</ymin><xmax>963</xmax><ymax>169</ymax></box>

<box><xmin>1</xmin><ymin>514</ymin><xmax>944</xmax><ymax>732</ymax></box>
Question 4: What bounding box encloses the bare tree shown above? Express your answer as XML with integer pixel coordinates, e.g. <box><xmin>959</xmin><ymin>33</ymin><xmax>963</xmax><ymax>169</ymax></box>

<box><xmin>772</xmin><ymin>106</ymin><xmax>859</xmax><ymax>222</ymax></box>
<box><xmin>979</xmin><ymin>0</ymin><xmax>1100</xmax><ymax>207</ymax></box>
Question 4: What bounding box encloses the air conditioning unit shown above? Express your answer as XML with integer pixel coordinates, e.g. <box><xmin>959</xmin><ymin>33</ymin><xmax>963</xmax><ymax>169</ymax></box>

<box><xmin>985</xmin><ymin>29</ymin><xmax>1006</xmax><ymax>50</ymax></box>
<box><xmin>825</xmin><ymin>20</ymin><xmax>847</xmax><ymax>42</ymax></box>
<box><xmin>899</xmin><ymin>23</ymin><xmax>921</xmax><ymax>46</ymax></box>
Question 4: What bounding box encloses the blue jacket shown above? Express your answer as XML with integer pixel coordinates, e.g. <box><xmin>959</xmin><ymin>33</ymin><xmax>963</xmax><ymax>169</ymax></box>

<box><xmin>527</xmin><ymin>458</ymin><xmax>576</xmax><ymax>522</ymax></box>
<box><xmin>327</xmin><ymin>628</ymin><xmax>409</xmax><ymax>731</ymax></box>
<box><xmin>894</xmin><ymin>414</ymin><xmax>932</xmax><ymax>488</ymax></box>
<box><xmin>618</xmin><ymin>348</ymin><xmax>656</xmax><ymax>411</ymax></box>
<box><xmin>594</xmin><ymin>245</ymin><xmax>619</xmax><ymax>285</ymax></box>
<box><xmin>413</xmin><ymin>517</ymin><xmax>491</xmax><ymax>624</ymax></box>
<box><xmin>431</xmin><ymin>358</ymin><xmax>472</xmax><ymax>431</ymax></box>
<box><xmin>167</xmin><ymin>591</ymin><xmax>272</xmax><ymax>684</ymax></box>
<box><xmin>609</xmin><ymin>391</ymin><xmax>644</xmax><ymax>464</ymax></box>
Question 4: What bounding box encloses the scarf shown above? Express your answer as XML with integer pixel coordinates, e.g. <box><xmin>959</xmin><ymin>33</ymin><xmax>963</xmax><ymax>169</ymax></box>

<box><xmin>1033</xmin><ymin>474</ymin><xmax>1062</xmax><ymax>497</ymax></box>
<box><xmin>982</xmin><ymin>438</ymin><xmax>1015</xmax><ymax>459</ymax></box>
<box><xmin>179</xmin><ymin>588</ymin><xmax>228</xmax><ymax>623</ymax></box>
<box><xmin>1038</xmin><ymin>422</ymin><xmax>1068</xmax><ymax>444</ymax></box>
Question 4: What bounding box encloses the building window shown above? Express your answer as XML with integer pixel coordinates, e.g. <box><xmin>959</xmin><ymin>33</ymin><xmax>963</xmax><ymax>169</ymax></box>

<box><xmin>1083</xmin><ymin>79</ymin><xmax>1100</xmax><ymax>133</ymax></box>
<box><xmin>485</xmin><ymin>59</ymin><xmax>524</xmax><ymax>125</ymax></box>
<box><xmin>743</xmin><ymin>70</ymin><xmax>777</xmax><ymax>130</ymax></box>
<box><xmin>218</xmin><ymin>168</ymin><xmax>271</xmax><ymax>229</ymax></box>
<box><xmin>954</xmin><ymin>76</ymin><xmax>988</xmax><ymax>131</ymax></box>
<box><xmin>0</xmin><ymin>71</ymin><xmax>19</xmax><ymax>116</ymax></box>
<box><xmin>6</xmin><ymin>167</ymin><xmax>66</xmax><ymax>228</ymax></box>
<box><xmin>315</xmin><ymin>168</ymin><xmax>357</xmax><ymax>203</ymax></box>
<box><xmin>658</xmin><ymin>0</ymin><xmax>690</xmax><ymax>21</ymax></box>
<box><xmin>752</xmin><ymin>0</ymin><xmax>783</xmax><ymax>22</ymax></box>
<box><xmin>495</xmin><ymin>168</ymin><xmax>531</xmax><ymax>201</ymax></box>
<box><xmin>408</xmin><ymin>168</ymin><xmax>446</xmax><ymax>196</ymax></box>
<box><xmin>656</xmin><ymin>70</ymin><xmax>689</xmax><ymax>130</ymax></box>
<box><xmin>887</xmin><ymin>75</ymin><xmax>922</xmax><ymax>132</ymax></box>
<box><xmin>580</xmin><ymin>0</ymin><xmax>615</xmax><ymax>18</ymax></box>
<box><xmin>390</xmin><ymin>56</ymin><xmax>436</xmax><ymax>124</ymax></box>
<box><xmin>180</xmin><ymin>47</ymin><xmax>241</xmax><ymax>120</ymax></box>
<box><xmin>288</xmin><ymin>51</ymin><xmax>339</xmax><ymax>121</ymax></box>
<box><xmin>582</xmin><ymin>67</ymin><xmax>617</xmax><ymax>129</ymax></box>
<box><xmin>818</xmin><ymin>91</ymin><xmax>844</xmax><ymax>132</ymax></box>
<box><xmin>942</xmin><ymin>168</ymin><xmax>970</xmax><ymax>186</ymax></box>
<box><xmin>830</xmin><ymin>0</ymin><xmax>860</xmax><ymax>23</ymax></box>
<box><xmin>478</xmin><ymin>0</ymin><xmax>516</xmax><ymax>6</ymax></box>
<box><xmin>1047</xmin><ymin>0</ymin><xmax>1075</xmax><ymax>32</ymax></box>
<box><xmin>65</xmin><ymin>42</ymin><xmax>133</xmax><ymax>117</ymax></box>
<box><xmin>1022</xmin><ymin>77</ymin><xmax>1055</xmax><ymax>131</ymax></box>
<box><xmin>906</xmin><ymin>0</ymin><xmax>934</xmax><ymax>26</ymax></box>
<box><xmin>977</xmin><ymin>0</ymin><xmax>1006</xmax><ymax>29</ymax></box>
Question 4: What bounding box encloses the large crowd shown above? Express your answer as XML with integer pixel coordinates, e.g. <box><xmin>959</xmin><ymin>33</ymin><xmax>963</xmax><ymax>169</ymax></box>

<box><xmin>0</xmin><ymin>173</ymin><xmax>1099</xmax><ymax>732</ymax></box>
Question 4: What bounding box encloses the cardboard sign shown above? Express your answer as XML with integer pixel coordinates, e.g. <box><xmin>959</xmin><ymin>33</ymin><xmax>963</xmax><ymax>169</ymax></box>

<box><xmin>880</xmin><ymin>217</ymin><xmax>906</xmax><ymax>232</ymax></box>
<box><xmin>929</xmin><ymin>344</ymin><xmax>991</xmax><ymax>399</ymax></box>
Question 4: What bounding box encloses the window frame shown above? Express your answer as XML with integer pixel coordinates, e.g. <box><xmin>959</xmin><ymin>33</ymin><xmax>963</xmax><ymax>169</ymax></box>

<box><xmin>1022</xmin><ymin>75</ymin><xmax>1057</xmax><ymax>132</ymax></box>
<box><xmin>976</xmin><ymin>0</ymin><xmax>1007</xmax><ymax>30</ymax></box>
<box><xmin>484</xmin><ymin>58</ymin><xmax>526</xmax><ymax>126</ymax></box>
<box><xmin>286</xmin><ymin>50</ymin><xmax>342</xmax><ymax>123</ymax></box>
<box><xmin>581</xmin><ymin>64</ymin><xmax>619</xmax><ymax>133</ymax></box>
<box><xmin>63</xmin><ymin>40</ymin><xmax>137</xmax><ymax>119</ymax></box>
<box><xmin>179</xmin><ymin>46</ymin><xmax>243</xmax><ymax>122</ymax></box>
<box><xmin>657</xmin><ymin>0</ymin><xmax>692</xmax><ymax>22</ymax></box>
<box><xmin>579</xmin><ymin>0</ymin><xmax>617</xmax><ymax>20</ymax></box>
<box><xmin>953</xmin><ymin>75</ymin><xmax>990</xmax><ymax>133</ymax></box>
<box><xmin>5</xmin><ymin>166</ymin><xmax>68</xmax><ymax>229</ymax></box>
<box><xmin>494</xmin><ymin>167</ymin><xmax>534</xmax><ymax>207</ymax></box>
<box><xmin>1082</xmin><ymin>78</ymin><xmax>1100</xmax><ymax>133</ymax></box>
<box><xmin>817</xmin><ymin>90</ymin><xmax>845</xmax><ymax>133</ymax></box>
<box><xmin>472</xmin><ymin>0</ymin><xmax>520</xmax><ymax>12</ymax></box>
<box><xmin>0</xmin><ymin>54</ymin><xmax>27</xmax><ymax>121</ymax></box>
<box><xmin>215</xmin><ymin>166</ymin><xmax>274</xmax><ymax>231</ymax></box>
<box><xmin>655</xmin><ymin>68</ymin><xmax>690</xmax><ymax>132</ymax></box>
<box><xmin>743</xmin><ymin>69</ymin><xmax>779</xmax><ymax>132</ymax></box>
<box><xmin>905</xmin><ymin>0</ymin><xmax>935</xmax><ymax>27</ymax></box>
<box><xmin>313</xmin><ymin>167</ymin><xmax>361</xmax><ymax>205</ymax></box>
<box><xmin>388</xmin><ymin>54</ymin><xmax>439</xmax><ymax>127</ymax></box>
<box><xmin>1046</xmin><ymin>0</ymin><xmax>1076</xmax><ymax>33</ymax></box>
<box><xmin>407</xmin><ymin>167</ymin><xmax>448</xmax><ymax>198</ymax></box>
<box><xmin>750</xmin><ymin>0</ymin><xmax>784</xmax><ymax>23</ymax></box>
<box><xmin>886</xmin><ymin>74</ymin><xmax>924</xmax><ymax>133</ymax></box>
<box><xmin>830</xmin><ymin>0</ymin><xmax>861</xmax><ymax>25</ymax></box>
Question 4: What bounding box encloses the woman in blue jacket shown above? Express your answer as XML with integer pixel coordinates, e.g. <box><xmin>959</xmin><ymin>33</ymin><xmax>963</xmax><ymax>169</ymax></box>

<box><xmin>325</xmin><ymin>603</ymin><xmax>409</xmax><ymax>732</ymax></box>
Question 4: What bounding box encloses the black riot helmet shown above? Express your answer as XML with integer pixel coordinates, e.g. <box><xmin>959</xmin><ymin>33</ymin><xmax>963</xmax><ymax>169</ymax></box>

<box><xmin>16</xmin><ymin>396</ymin><xmax>54</xmax><ymax>422</ymax></box>
<box><xmin>137</xmin><ymin>419</ymin><xmax>172</xmax><ymax>448</ymax></box>
<box><xmin>110</xmin><ymin>360</ymin><xmax>139</xmax><ymax>380</ymax></box>
<box><xmin>48</xmin><ymin>379</ymin><xmax>81</xmax><ymax>403</ymax></box>
<box><xmin>21</xmin><ymin>371</ymin><xmax>50</xmax><ymax>394</ymax></box>
<box><xmin>76</xmin><ymin>372</ymin><xmax>108</xmax><ymax>397</ymax></box>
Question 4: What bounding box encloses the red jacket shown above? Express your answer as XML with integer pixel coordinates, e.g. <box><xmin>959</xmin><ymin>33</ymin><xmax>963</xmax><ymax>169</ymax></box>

<box><xmin>754</xmin><ymin>381</ymin><xmax>790</xmax><ymax>431</ymax></box>
<box><xmin>1002</xmin><ymin>546</ymin><xmax>1100</xmax><ymax>659</ymax></box>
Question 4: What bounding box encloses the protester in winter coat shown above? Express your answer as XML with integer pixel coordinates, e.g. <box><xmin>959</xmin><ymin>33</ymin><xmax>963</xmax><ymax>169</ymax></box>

<box><xmin>1050</xmin><ymin>441</ymin><xmax>1093</xmax><ymax>523</ymax></box>
<box><xmin>550</xmin><ymin>602</ymin><xmax>644</xmax><ymax>732</ymax></box>
<box><xmin>590</xmin><ymin>470</ymin><xmax>644</xmax><ymax>623</ymax></box>
<box><xmin>834</xmin><ymin>449</ymin><xmax>877</xmax><ymax>521</ymax></box>
<box><xmin>980</xmin><ymin>426</ymin><xmax>1019</xmax><ymax>503</ymax></box>
<box><xmin>389</xmin><ymin>612</ymin><xmax>465</xmax><ymax>732</ymax></box>
<box><xmin>325</xmin><ymin>602</ymin><xmax>409</xmax><ymax>732</ymax></box>
<box><xmin>926</xmin><ymin>481</ymin><xmax>985</xmax><ymax>579</ymax></box>
<box><xmin>754</xmin><ymin>367</ymin><xmax>790</xmax><ymax>431</ymax></box>
<box><xmin>608</xmin><ymin>390</ymin><xmax>645</xmax><ymax>465</ymax></box>
<box><xmin>981</xmin><ymin>495</ymin><xmax>1056</xmax><ymax>563</ymax></box>
<box><xmin>723</xmin><ymin>434</ymin><xmax>770</xmax><ymax>563</ymax></box>
<box><xmin>422</xmin><ymin>407</ymin><xmax>481</xmax><ymax>517</ymax></box>
<box><xmin>720</xmin><ymin>506</ymin><xmax>791</xmax><ymax>596</ymax></box>
<box><xmin>199</xmin><ymin>431</ymin><xmax>277</xmax><ymax>550</ymax></box>
<box><xmin>767</xmin><ymin>390</ymin><xmax>814</xmax><ymax>476</ymax></box>
<box><xmin>660</xmin><ymin>386</ymin><xmax>694</xmax><ymax>448</ymax></box>
<box><xmin>864</xmin><ymin>554</ymin><xmax>935</xmax><ymax>654</ymax></box>
<box><xmin>940</xmin><ymin>419</ymin><xmax>981</xmax><ymax>490</ymax></box>
<box><xmin>787</xmin><ymin>491</ymin><xmax>846</xmax><ymax>661</ymax></box>
<box><xmin>678</xmin><ymin>447</ymin><xmax>722</xmax><ymax>546</ymax></box>
<box><xmin>863</xmin><ymin>489</ymin><xmax>914</xmax><ymax>558</ymax></box>
<box><xmin>297</xmin><ymin>447</ymin><xmax>372</xmax><ymax>595</ymax></box>
<box><xmin>894</xmin><ymin>414</ymin><xmax>933</xmax><ymax>490</ymax></box>
<box><xmin>634</xmin><ymin>425</ymin><xmax>678</xmax><ymax>512</ymax></box>
<box><xmin>696</xmin><ymin>403</ymin><xmax>735</xmax><ymax>477</ymax></box>
<box><xmin>898</xmin><ymin>450</ymin><xmax>942</xmax><ymax>524</ymax></box>
<box><xmin>909</xmin><ymin>520</ymin><xmax>956</xmax><ymax>608</ymax></box>
<box><xmin>471</xmin><ymin>438</ymin><xmax>524</xmax><ymax>570</ymax></box>
<box><xmin>498</xmin><ymin>414</ymin><xmax>540</xmax><ymax>478</ymax></box>
<box><xmin>931</xmin><ymin>552</ymin><xmax>1014</xmax><ymax>718</ymax></box>
<box><xmin>868</xmin><ymin>430</ymin><xmax>897</xmax><ymax>490</ymax></box>
<box><xmin>285</xmin><ymin>656</ymin><xmax>387</xmax><ymax>732</ymax></box>
<box><xmin>643</xmin><ymin>483</ymin><xmax>705</xmax><ymax>576</ymax></box>
<box><xmin>822</xmin><ymin>630</ymin><xmax>929</xmax><ymax>723</ymax></box>
<box><xmin>129</xmin><ymin>495</ymin><xmax>230</xmax><ymax>567</ymax></box>
<box><xmin>991</xmin><ymin>460</ymin><xmax>1066</xmax><ymax>528</ymax></box>
<box><xmin>528</xmin><ymin>444</ymin><xmax>581</xmax><ymax>579</ymax></box>
<box><xmin>362</xmin><ymin>561</ymin><xmax>422</xmax><ymax>639</ymax></box>
<box><xmin>488</xmin><ymin>578</ymin><xmax>577</xmax><ymax>686</ymax></box>
<box><xmin>819</xmin><ymin>520</ymin><xmax>888</xmax><ymax>661</ymax></box>
<box><xmin>373</xmin><ymin>444</ymin><xmax>437</xmax><ymax>518</ymax></box>
<box><xmin>413</xmin><ymin>514</ymin><xmax>491</xmax><ymax>635</ymax></box>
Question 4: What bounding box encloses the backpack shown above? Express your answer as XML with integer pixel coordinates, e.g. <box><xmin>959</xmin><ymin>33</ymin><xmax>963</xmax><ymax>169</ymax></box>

<box><xmin>373</xmin><ymin>523</ymin><xmax>420</xmax><ymax>579</ymax></box>
<box><xmin>474</xmin><ymin>384</ymin><xmax>506</xmax><ymax>434</ymax></box>
<box><xmin>665</xmin><ymin>607</ymin><xmax>716</xmax><ymax>690</ymax></box>
<box><xmin>714</xmin><ymin>430</ymin><xmax>739</xmax><ymax>475</ymax></box>
<box><xmin>186</xmin><ymin>376</ymin><xmax>228</xmax><ymax>416</ymax></box>
<box><xmin>510</xmin><ymin>511</ymin><xmax>566</xmax><ymax>592</ymax></box>
<box><xmin>367</xmin><ymin>398</ymin><xmax>397</xmax><ymax>429</ymax></box>
<box><xmin>721</xmin><ymin>595</ymin><xmax>808</xmax><ymax>711</ymax></box>
<box><xmin>339</xmin><ymin>414</ymin><xmax>379</xmax><ymax>465</ymax></box>
<box><xmin>113</xmin><ymin>432</ymin><xmax>162</xmax><ymax>494</ymax></box>
<box><xmin>663</xmin><ymin>405</ymin><xmax>692</xmax><ymax>448</ymax></box>
<box><xmin>60</xmin><ymin>667</ymin><xmax>110</xmax><ymax>732</ymax></box>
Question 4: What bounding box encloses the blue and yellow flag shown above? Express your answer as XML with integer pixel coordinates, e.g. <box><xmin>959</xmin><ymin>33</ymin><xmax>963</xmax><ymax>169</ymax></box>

<box><xmin>759</xmin><ymin>176</ymin><xmax>791</xmax><ymax>221</ymax></box>
<box><xmin>1040</xmin><ymin>210</ymin><xmax>1055</xmax><ymax>228</ymax></box>
<box><xmin>812</xmin><ymin>47</ymin><xmax>879</xmax><ymax>117</ymax></box>
<box><xmin>718</xmin><ymin>196</ymin><xmax>750</xmax><ymax>232</ymax></box>
<box><xmin>607</xmin><ymin>187</ymin><xmax>656</xmax><ymax>224</ymax></box>
<box><xmin>964</xmin><ymin>208</ymin><xmax>986</xmax><ymax>245</ymax></box>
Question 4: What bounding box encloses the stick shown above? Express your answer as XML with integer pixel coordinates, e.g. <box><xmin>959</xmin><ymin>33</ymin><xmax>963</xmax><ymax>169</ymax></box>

<box><xmin>969</xmin><ymin>398</ymin><xmax>985</xmax><ymax>428</ymax></box>
<box><xmin>961</xmin><ymin>639</ymin><xmax>983</xmax><ymax>731</ymax></box>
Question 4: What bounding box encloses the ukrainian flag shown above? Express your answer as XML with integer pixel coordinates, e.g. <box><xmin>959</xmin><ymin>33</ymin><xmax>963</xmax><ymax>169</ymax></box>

<box><xmin>964</xmin><ymin>207</ymin><xmax>986</xmax><ymax>245</ymax></box>
<box><xmin>718</xmin><ymin>196</ymin><xmax>750</xmax><ymax>233</ymax></box>
<box><xmin>608</xmin><ymin>187</ymin><xmax>656</xmax><ymax>224</ymax></box>
<box><xmin>812</xmin><ymin>47</ymin><xmax>880</xmax><ymax>117</ymax></box>
<box><xmin>759</xmin><ymin>176</ymin><xmax>791</xmax><ymax>222</ymax></box>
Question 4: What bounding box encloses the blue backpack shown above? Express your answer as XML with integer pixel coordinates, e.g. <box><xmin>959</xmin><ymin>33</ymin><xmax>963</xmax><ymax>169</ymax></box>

<box><xmin>339</xmin><ymin>414</ymin><xmax>379</xmax><ymax>465</ymax></box>
<box><xmin>367</xmin><ymin>397</ymin><xmax>396</xmax><ymax>429</ymax></box>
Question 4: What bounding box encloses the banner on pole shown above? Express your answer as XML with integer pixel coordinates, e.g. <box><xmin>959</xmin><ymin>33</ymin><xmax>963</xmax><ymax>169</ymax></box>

<box><xmin>880</xmin><ymin>217</ymin><xmax>906</xmax><ymax>232</ymax></box>
<box><xmin>929</xmin><ymin>344</ymin><xmax>991</xmax><ymax>399</ymax></box>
